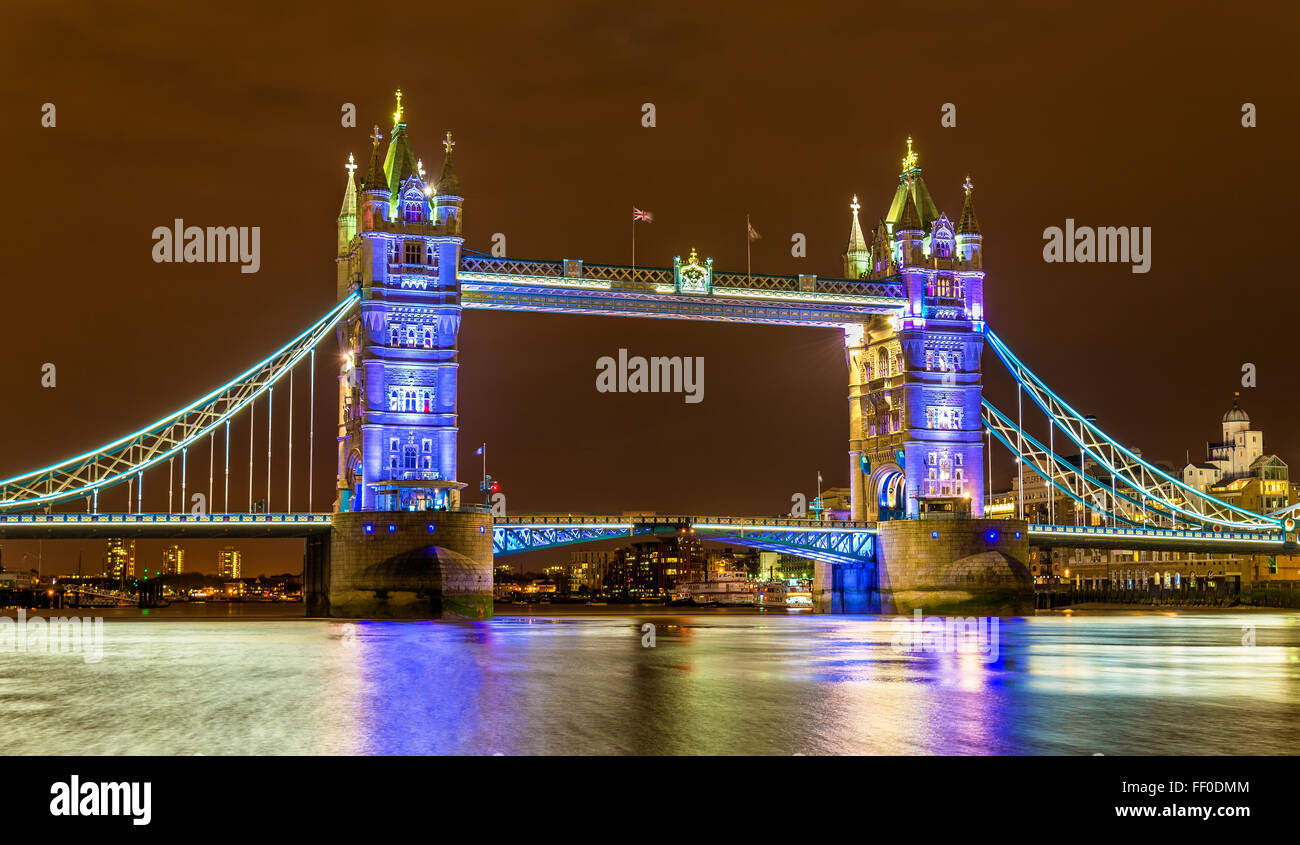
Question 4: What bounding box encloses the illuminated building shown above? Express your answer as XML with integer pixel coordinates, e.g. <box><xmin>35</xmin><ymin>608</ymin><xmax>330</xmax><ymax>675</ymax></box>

<box><xmin>162</xmin><ymin>544</ymin><xmax>185</xmax><ymax>575</ymax></box>
<box><xmin>705</xmin><ymin>547</ymin><xmax>759</xmax><ymax>577</ymax></box>
<box><xmin>334</xmin><ymin>90</ymin><xmax>465</xmax><ymax>513</ymax></box>
<box><xmin>104</xmin><ymin>538</ymin><xmax>135</xmax><ymax>580</ymax></box>
<box><xmin>844</xmin><ymin>140</ymin><xmax>986</xmax><ymax>520</ymax></box>
<box><xmin>605</xmin><ymin>536</ymin><xmax>705</xmax><ymax>598</ymax></box>
<box><xmin>1182</xmin><ymin>394</ymin><xmax>1267</xmax><ymax>490</ymax></box>
<box><xmin>565</xmin><ymin>551</ymin><xmax>611</xmax><ymax>594</ymax></box>
<box><xmin>820</xmin><ymin>487</ymin><xmax>852</xmax><ymax>520</ymax></box>
<box><xmin>757</xmin><ymin>551</ymin><xmax>812</xmax><ymax>581</ymax></box>
<box><xmin>217</xmin><ymin>547</ymin><xmax>242</xmax><ymax>579</ymax></box>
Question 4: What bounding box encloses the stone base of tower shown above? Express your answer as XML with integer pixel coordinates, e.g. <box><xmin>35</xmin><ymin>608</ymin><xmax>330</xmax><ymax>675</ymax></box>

<box><xmin>305</xmin><ymin>511</ymin><xmax>494</xmax><ymax>619</ymax></box>
<box><xmin>814</xmin><ymin>518</ymin><xmax>1033</xmax><ymax>616</ymax></box>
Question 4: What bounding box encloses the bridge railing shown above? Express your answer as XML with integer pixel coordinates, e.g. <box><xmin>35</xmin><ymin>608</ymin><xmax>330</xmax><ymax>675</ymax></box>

<box><xmin>1027</xmin><ymin>523</ymin><xmax>1285</xmax><ymax>542</ymax></box>
<box><xmin>494</xmin><ymin>514</ymin><xmax>877</xmax><ymax>530</ymax></box>
<box><xmin>0</xmin><ymin>513</ymin><xmax>332</xmax><ymax>526</ymax></box>
<box><xmin>458</xmin><ymin>255</ymin><xmax>905</xmax><ymax>301</ymax></box>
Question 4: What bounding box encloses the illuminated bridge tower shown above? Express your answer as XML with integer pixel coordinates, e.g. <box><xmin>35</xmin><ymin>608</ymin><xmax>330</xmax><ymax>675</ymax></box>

<box><xmin>335</xmin><ymin>91</ymin><xmax>466</xmax><ymax>514</ymax></box>
<box><xmin>845</xmin><ymin>139</ymin><xmax>986</xmax><ymax>522</ymax></box>
<box><xmin>308</xmin><ymin>91</ymin><xmax>492</xmax><ymax>619</ymax></box>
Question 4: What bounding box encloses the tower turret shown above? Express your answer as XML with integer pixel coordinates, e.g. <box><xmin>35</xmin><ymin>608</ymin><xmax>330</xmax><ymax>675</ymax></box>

<box><xmin>434</xmin><ymin>131</ymin><xmax>463</xmax><ymax>234</ymax></box>
<box><xmin>843</xmin><ymin>195</ymin><xmax>870</xmax><ymax>279</ymax></box>
<box><xmin>894</xmin><ymin>186</ymin><xmax>925</xmax><ymax>268</ymax></box>
<box><xmin>360</xmin><ymin>125</ymin><xmax>390</xmax><ymax>232</ymax></box>
<box><xmin>337</xmin><ymin>153</ymin><xmax>358</xmax><ymax>257</ymax></box>
<box><xmin>956</xmin><ymin>175</ymin><xmax>982</xmax><ymax>268</ymax></box>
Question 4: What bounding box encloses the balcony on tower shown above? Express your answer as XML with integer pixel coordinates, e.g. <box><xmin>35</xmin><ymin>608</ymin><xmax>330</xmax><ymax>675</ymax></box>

<box><xmin>370</xmin><ymin>478</ymin><xmax>466</xmax><ymax>512</ymax></box>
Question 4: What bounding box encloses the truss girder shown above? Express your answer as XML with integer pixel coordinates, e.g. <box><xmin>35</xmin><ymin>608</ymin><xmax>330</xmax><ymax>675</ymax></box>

<box><xmin>982</xmin><ymin>399</ymin><xmax>1177</xmax><ymax>529</ymax></box>
<box><xmin>493</xmin><ymin>525</ymin><xmax>643</xmax><ymax>555</ymax></box>
<box><xmin>694</xmin><ymin>526</ymin><xmax>875</xmax><ymax>565</ymax></box>
<box><xmin>983</xmin><ymin>328</ymin><xmax>1279</xmax><ymax>531</ymax></box>
<box><xmin>0</xmin><ymin>295</ymin><xmax>360</xmax><ymax>511</ymax></box>
<box><xmin>491</xmin><ymin>516</ymin><xmax>876</xmax><ymax>565</ymax></box>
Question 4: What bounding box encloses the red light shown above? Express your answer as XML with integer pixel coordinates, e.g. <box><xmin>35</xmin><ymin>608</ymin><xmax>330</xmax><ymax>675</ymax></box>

<box><xmin>490</xmin><ymin>482</ymin><xmax>500</xmax><ymax>492</ymax></box>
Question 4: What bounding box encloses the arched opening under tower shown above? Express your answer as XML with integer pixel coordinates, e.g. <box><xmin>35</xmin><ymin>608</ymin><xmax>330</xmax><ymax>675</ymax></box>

<box><xmin>875</xmin><ymin>468</ymin><xmax>905</xmax><ymax>522</ymax></box>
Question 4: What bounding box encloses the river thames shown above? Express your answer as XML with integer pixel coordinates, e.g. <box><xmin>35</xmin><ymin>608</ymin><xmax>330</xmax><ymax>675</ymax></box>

<box><xmin>2</xmin><ymin>606</ymin><xmax>1297</xmax><ymax>755</ymax></box>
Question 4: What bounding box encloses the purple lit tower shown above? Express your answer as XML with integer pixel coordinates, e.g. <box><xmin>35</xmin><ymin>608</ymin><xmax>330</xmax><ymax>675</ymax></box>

<box><xmin>333</xmin><ymin>91</ymin><xmax>466</xmax><ymax>513</ymax></box>
<box><xmin>844</xmin><ymin>138</ymin><xmax>986</xmax><ymax>520</ymax></box>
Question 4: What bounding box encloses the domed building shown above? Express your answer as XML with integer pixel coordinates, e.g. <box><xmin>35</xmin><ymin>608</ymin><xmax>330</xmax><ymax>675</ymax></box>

<box><xmin>1182</xmin><ymin>393</ymin><xmax>1266</xmax><ymax>491</ymax></box>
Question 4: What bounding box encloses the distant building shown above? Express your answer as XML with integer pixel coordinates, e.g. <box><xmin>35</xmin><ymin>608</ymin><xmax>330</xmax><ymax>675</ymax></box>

<box><xmin>706</xmin><ymin>546</ymin><xmax>760</xmax><ymax>577</ymax></box>
<box><xmin>162</xmin><ymin>545</ymin><xmax>185</xmax><ymax>575</ymax></box>
<box><xmin>605</xmin><ymin>536</ymin><xmax>705</xmax><ymax>598</ymax></box>
<box><xmin>756</xmin><ymin>550</ymin><xmax>812</xmax><ymax>581</ymax></box>
<box><xmin>217</xmin><ymin>547</ymin><xmax>242</xmax><ymax>579</ymax></box>
<box><xmin>820</xmin><ymin>487</ymin><xmax>852</xmax><ymax>520</ymax></box>
<box><xmin>104</xmin><ymin>538</ymin><xmax>135</xmax><ymax>581</ymax></box>
<box><xmin>567</xmin><ymin>550</ymin><xmax>612</xmax><ymax>594</ymax></box>
<box><xmin>1183</xmin><ymin>394</ymin><xmax>1266</xmax><ymax>490</ymax></box>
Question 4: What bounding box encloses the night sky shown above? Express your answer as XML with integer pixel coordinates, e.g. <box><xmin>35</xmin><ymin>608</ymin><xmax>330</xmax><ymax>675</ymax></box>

<box><xmin>2</xmin><ymin>1</ymin><xmax>1296</xmax><ymax>575</ymax></box>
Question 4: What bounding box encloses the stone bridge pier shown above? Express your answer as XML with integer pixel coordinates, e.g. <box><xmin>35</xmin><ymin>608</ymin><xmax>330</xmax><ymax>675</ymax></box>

<box><xmin>814</xmin><ymin>518</ymin><xmax>1034</xmax><ymax>616</ymax></box>
<box><xmin>305</xmin><ymin>511</ymin><xmax>494</xmax><ymax>619</ymax></box>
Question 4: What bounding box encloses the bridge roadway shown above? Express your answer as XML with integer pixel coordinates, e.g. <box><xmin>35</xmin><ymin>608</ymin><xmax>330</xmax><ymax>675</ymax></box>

<box><xmin>0</xmin><ymin>512</ymin><xmax>332</xmax><ymax>539</ymax></box>
<box><xmin>0</xmin><ymin>513</ymin><xmax>1291</xmax><ymax>556</ymax></box>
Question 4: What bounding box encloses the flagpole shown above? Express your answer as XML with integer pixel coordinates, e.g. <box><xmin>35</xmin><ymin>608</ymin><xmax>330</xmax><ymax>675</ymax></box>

<box><xmin>482</xmin><ymin>443</ymin><xmax>487</xmax><ymax>505</ymax></box>
<box><xmin>631</xmin><ymin>210</ymin><xmax>636</xmax><ymax>276</ymax></box>
<box><xmin>746</xmin><ymin>213</ymin><xmax>751</xmax><ymax>282</ymax></box>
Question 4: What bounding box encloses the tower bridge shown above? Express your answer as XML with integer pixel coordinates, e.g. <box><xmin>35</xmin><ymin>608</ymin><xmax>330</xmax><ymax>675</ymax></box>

<box><xmin>1</xmin><ymin>96</ymin><xmax>1293</xmax><ymax>617</ymax></box>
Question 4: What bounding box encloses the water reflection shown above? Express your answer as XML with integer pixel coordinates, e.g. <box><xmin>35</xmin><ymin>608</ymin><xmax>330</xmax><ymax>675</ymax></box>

<box><xmin>1</xmin><ymin>609</ymin><xmax>1297</xmax><ymax>755</ymax></box>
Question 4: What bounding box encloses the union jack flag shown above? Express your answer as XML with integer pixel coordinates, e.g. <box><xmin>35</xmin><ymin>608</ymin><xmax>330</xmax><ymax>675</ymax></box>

<box><xmin>633</xmin><ymin>207</ymin><xmax>653</xmax><ymax>222</ymax></box>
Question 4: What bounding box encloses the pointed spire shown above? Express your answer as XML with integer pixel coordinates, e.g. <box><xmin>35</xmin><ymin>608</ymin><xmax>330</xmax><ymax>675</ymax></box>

<box><xmin>843</xmin><ymin>195</ymin><xmax>870</xmax><ymax>278</ymax></box>
<box><xmin>339</xmin><ymin>153</ymin><xmax>358</xmax><ymax>217</ymax></box>
<box><xmin>436</xmin><ymin>131</ymin><xmax>461</xmax><ymax>197</ymax></box>
<box><xmin>886</xmin><ymin>136</ymin><xmax>938</xmax><ymax>231</ymax></box>
<box><xmin>958</xmin><ymin>175</ymin><xmax>981</xmax><ymax>234</ymax></box>
<box><xmin>338</xmin><ymin>153</ymin><xmax>358</xmax><ymax>255</ymax></box>
<box><xmin>898</xmin><ymin>187</ymin><xmax>922</xmax><ymax>233</ymax></box>
<box><xmin>383</xmin><ymin>94</ymin><xmax>420</xmax><ymax>196</ymax></box>
<box><xmin>847</xmin><ymin>195</ymin><xmax>867</xmax><ymax>252</ymax></box>
<box><xmin>363</xmin><ymin>125</ymin><xmax>387</xmax><ymax>193</ymax></box>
